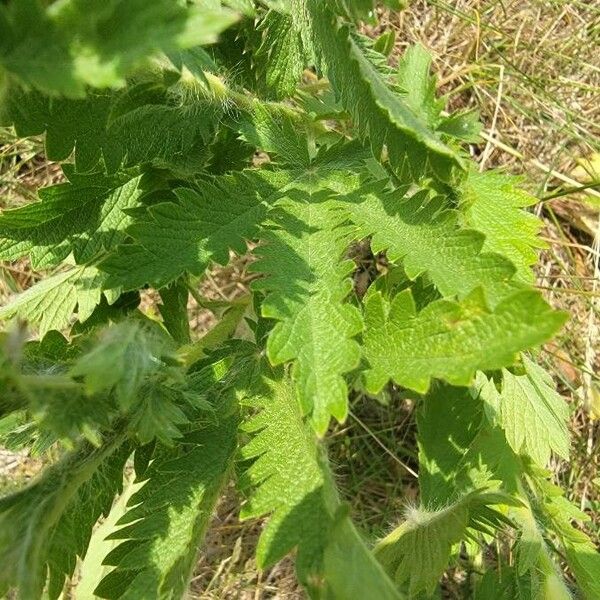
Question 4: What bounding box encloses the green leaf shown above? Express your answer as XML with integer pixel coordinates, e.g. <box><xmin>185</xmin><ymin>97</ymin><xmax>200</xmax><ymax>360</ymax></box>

<box><xmin>240</xmin><ymin>366</ymin><xmax>398</xmax><ymax>596</ymax></box>
<box><xmin>255</xmin><ymin>10</ymin><xmax>306</xmax><ymax>99</ymax></box>
<box><xmin>0</xmin><ymin>330</ymin><xmax>92</xmax><ymax>442</ymax></box>
<box><xmin>563</xmin><ymin>540</ymin><xmax>600</xmax><ymax>599</ymax></box>
<box><xmin>101</xmin><ymin>172</ymin><xmax>275</xmax><ymax>290</ymax></box>
<box><xmin>76</xmin><ymin>477</ymin><xmax>142</xmax><ymax>600</ymax></box>
<box><xmin>417</xmin><ymin>383</ymin><xmax>484</xmax><ymax>507</ymax></box>
<box><xmin>481</xmin><ymin>358</ymin><xmax>570</xmax><ymax>467</ymax></box>
<box><xmin>438</xmin><ymin>110</ymin><xmax>482</xmax><ymax>143</ymax></box>
<box><xmin>0</xmin><ymin>0</ymin><xmax>237</xmax><ymax>96</ymax></box>
<box><xmin>343</xmin><ymin>185</ymin><xmax>519</xmax><ymax>306</ymax></box>
<box><xmin>363</xmin><ymin>288</ymin><xmax>566</xmax><ymax>394</ymax></box>
<box><xmin>0</xmin><ymin>433</ymin><xmax>129</xmax><ymax>600</ymax></box>
<box><xmin>299</xmin><ymin>1</ymin><xmax>463</xmax><ymax>180</ymax></box>
<box><xmin>240</xmin><ymin>370</ymin><xmax>338</xmax><ymax>581</ymax></box>
<box><xmin>96</xmin><ymin>411</ymin><xmax>238</xmax><ymax>600</ymax></box>
<box><xmin>158</xmin><ymin>280</ymin><xmax>191</xmax><ymax>345</ymax></box>
<box><xmin>0</xmin><ymin>264</ymin><xmax>110</xmax><ymax>335</ymax></box>
<box><xmin>0</xmin><ymin>87</ymin><xmax>110</xmax><ymax>171</ymax></box>
<box><xmin>252</xmin><ymin>147</ymin><xmax>366</xmax><ymax>433</ymax></box>
<box><xmin>132</xmin><ymin>384</ymin><xmax>189</xmax><ymax>447</ymax></box>
<box><xmin>0</xmin><ymin>169</ymin><xmax>145</xmax><ymax>269</ymax></box>
<box><xmin>179</xmin><ymin>300</ymin><xmax>249</xmax><ymax>366</ymax></box>
<box><xmin>373</xmin><ymin>31</ymin><xmax>396</xmax><ymax>57</ymax></box>
<box><xmin>395</xmin><ymin>43</ymin><xmax>481</xmax><ymax>142</ymax></box>
<box><xmin>529</xmin><ymin>469</ymin><xmax>600</xmax><ymax>598</ymax></box>
<box><xmin>396</xmin><ymin>43</ymin><xmax>444</xmax><ymax>127</ymax></box>
<box><xmin>461</xmin><ymin>170</ymin><xmax>545</xmax><ymax>282</ymax></box>
<box><xmin>237</xmin><ymin>100</ymin><xmax>311</xmax><ymax>166</ymax></box>
<box><xmin>419</xmin><ymin>382</ymin><xmax>587</xmax><ymax>598</ymax></box>
<box><xmin>255</xmin><ymin>195</ymin><xmax>362</xmax><ymax>434</ymax></box>
<box><xmin>474</xmin><ymin>561</ymin><xmax>568</xmax><ymax>600</ymax></box>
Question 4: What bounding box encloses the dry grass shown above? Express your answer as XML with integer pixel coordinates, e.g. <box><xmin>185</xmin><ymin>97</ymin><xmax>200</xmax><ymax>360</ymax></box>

<box><xmin>385</xmin><ymin>0</ymin><xmax>600</xmax><ymax>182</ymax></box>
<box><xmin>0</xmin><ymin>1</ymin><xmax>599</xmax><ymax>598</ymax></box>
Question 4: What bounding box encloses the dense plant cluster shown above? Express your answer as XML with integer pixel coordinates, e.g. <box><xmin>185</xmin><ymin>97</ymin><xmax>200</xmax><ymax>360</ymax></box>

<box><xmin>0</xmin><ymin>1</ymin><xmax>597</xmax><ymax>598</ymax></box>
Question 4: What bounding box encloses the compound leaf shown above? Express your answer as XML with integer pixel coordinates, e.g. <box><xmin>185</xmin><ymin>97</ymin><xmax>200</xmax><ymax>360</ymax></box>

<box><xmin>96</xmin><ymin>412</ymin><xmax>238</xmax><ymax>600</ymax></box>
<box><xmin>0</xmin><ymin>169</ymin><xmax>145</xmax><ymax>269</ymax></box>
<box><xmin>343</xmin><ymin>185</ymin><xmax>519</xmax><ymax>306</ymax></box>
<box><xmin>363</xmin><ymin>288</ymin><xmax>566</xmax><ymax>394</ymax></box>
<box><xmin>0</xmin><ymin>264</ymin><xmax>110</xmax><ymax>335</ymax></box>
<box><xmin>483</xmin><ymin>358</ymin><xmax>570</xmax><ymax>467</ymax></box>
<box><xmin>0</xmin><ymin>433</ymin><xmax>130</xmax><ymax>600</ymax></box>
<box><xmin>461</xmin><ymin>170</ymin><xmax>545</xmax><ymax>282</ymax></box>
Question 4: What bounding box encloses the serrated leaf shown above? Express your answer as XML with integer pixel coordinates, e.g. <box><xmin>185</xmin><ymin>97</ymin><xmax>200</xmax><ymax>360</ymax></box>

<box><xmin>420</xmin><ymin>383</ymin><xmax>584</xmax><ymax>598</ymax></box>
<box><xmin>417</xmin><ymin>383</ymin><xmax>484</xmax><ymax>507</ymax></box>
<box><xmin>0</xmin><ymin>264</ymin><xmax>110</xmax><ymax>335</ymax></box>
<box><xmin>562</xmin><ymin>541</ymin><xmax>600</xmax><ymax>599</ymax></box>
<box><xmin>324</xmin><ymin>509</ymin><xmax>403</xmax><ymax>600</ymax></box>
<box><xmin>489</xmin><ymin>358</ymin><xmax>570</xmax><ymax>467</ymax></box>
<box><xmin>438</xmin><ymin>110</ymin><xmax>482</xmax><ymax>143</ymax></box>
<box><xmin>461</xmin><ymin>170</ymin><xmax>545</xmax><ymax>282</ymax></box>
<box><xmin>396</xmin><ymin>43</ymin><xmax>444</xmax><ymax>127</ymax></box>
<box><xmin>251</xmin><ymin>145</ymin><xmax>367</xmax><ymax>433</ymax></box>
<box><xmin>102</xmin><ymin>143</ymin><xmax>366</xmax><ymax>293</ymax></box>
<box><xmin>237</xmin><ymin>100</ymin><xmax>311</xmax><ymax>166</ymax></box>
<box><xmin>516</xmin><ymin>507</ymin><xmax>544</xmax><ymax>576</ymax></box>
<box><xmin>101</xmin><ymin>172</ymin><xmax>275</xmax><ymax>290</ymax></box>
<box><xmin>363</xmin><ymin>288</ymin><xmax>566</xmax><ymax>394</ymax></box>
<box><xmin>158</xmin><ymin>280</ymin><xmax>191</xmax><ymax>345</ymax></box>
<box><xmin>0</xmin><ymin>87</ymin><xmax>112</xmax><ymax>171</ymax></box>
<box><xmin>254</xmin><ymin>196</ymin><xmax>362</xmax><ymax>434</ymax></box>
<box><xmin>255</xmin><ymin>10</ymin><xmax>306</xmax><ymax>99</ymax></box>
<box><xmin>240</xmin><ymin>371</ymin><xmax>337</xmax><ymax>579</ymax></box>
<box><xmin>101</xmin><ymin>101</ymin><xmax>217</xmax><ymax>175</ymax></box>
<box><xmin>395</xmin><ymin>44</ymin><xmax>482</xmax><ymax>143</ymax></box>
<box><xmin>0</xmin><ymin>169</ymin><xmax>144</xmax><ymax>269</ymax></box>
<box><xmin>96</xmin><ymin>412</ymin><xmax>238</xmax><ymax>600</ymax></box>
<box><xmin>299</xmin><ymin>1</ymin><xmax>463</xmax><ymax>180</ymax></box>
<box><xmin>343</xmin><ymin>184</ymin><xmax>519</xmax><ymax>306</ymax></box>
<box><xmin>132</xmin><ymin>384</ymin><xmax>189</xmax><ymax>447</ymax></box>
<box><xmin>0</xmin><ymin>433</ymin><xmax>129</xmax><ymax>600</ymax></box>
<box><xmin>529</xmin><ymin>469</ymin><xmax>600</xmax><ymax>598</ymax></box>
<box><xmin>240</xmin><ymin>365</ymin><xmax>399</xmax><ymax>596</ymax></box>
<box><xmin>76</xmin><ymin>477</ymin><xmax>142</xmax><ymax>600</ymax></box>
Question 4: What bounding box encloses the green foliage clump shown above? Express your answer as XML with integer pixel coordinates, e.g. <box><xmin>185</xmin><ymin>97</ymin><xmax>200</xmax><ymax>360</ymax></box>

<box><xmin>0</xmin><ymin>1</ymin><xmax>596</xmax><ymax>598</ymax></box>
